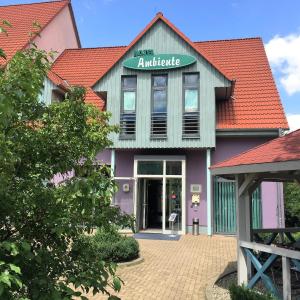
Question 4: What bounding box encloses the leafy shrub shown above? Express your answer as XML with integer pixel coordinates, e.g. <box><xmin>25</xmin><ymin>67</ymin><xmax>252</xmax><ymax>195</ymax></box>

<box><xmin>284</xmin><ymin>182</ymin><xmax>300</xmax><ymax>227</ymax></box>
<box><xmin>229</xmin><ymin>284</ymin><xmax>275</xmax><ymax>300</ymax></box>
<box><xmin>75</xmin><ymin>229</ymin><xmax>140</xmax><ymax>263</ymax></box>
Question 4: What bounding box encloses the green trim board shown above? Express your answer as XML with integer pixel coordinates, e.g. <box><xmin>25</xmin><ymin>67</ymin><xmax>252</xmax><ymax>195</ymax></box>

<box><xmin>123</xmin><ymin>54</ymin><xmax>196</xmax><ymax>71</ymax></box>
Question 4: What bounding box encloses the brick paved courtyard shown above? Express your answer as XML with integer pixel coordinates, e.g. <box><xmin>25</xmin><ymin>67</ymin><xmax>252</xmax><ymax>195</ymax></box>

<box><xmin>88</xmin><ymin>234</ymin><xmax>237</xmax><ymax>300</ymax></box>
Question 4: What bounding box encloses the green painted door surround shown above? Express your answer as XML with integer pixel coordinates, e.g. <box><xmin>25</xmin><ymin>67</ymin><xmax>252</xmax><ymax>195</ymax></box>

<box><xmin>94</xmin><ymin>19</ymin><xmax>231</xmax><ymax>149</ymax></box>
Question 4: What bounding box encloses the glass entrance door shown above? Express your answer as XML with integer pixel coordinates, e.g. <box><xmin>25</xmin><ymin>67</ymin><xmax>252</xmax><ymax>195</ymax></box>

<box><xmin>165</xmin><ymin>178</ymin><xmax>182</xmax><ymax>232</ymax></box>
<box><xmin>134</xmin><ymin>156</ymin><xmax>186</xmax><ymax>234</ymax></box>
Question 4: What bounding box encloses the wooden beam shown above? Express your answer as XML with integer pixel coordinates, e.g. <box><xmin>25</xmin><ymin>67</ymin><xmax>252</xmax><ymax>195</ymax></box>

<box><xmin>238</xmin><ymin>174</ymin><xmax>258</xmax><ymax>197</ymax></box>
<box><xmin>239</xmin><ymin>241</ymin><xmax>300</xmax><ymax>260</ymax></box>
<box><xmin>282</xmin><ymin>256</ymin><xmax>291</xmax><ymax>300</ymax></box>
<box><xmin>252</xmin><ymin>227</ymin><xmax>300</xmax><ymax>234</ymax></box>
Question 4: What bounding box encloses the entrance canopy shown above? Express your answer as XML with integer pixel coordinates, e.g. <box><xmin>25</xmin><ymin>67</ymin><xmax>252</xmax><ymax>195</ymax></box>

<box><xmin>211</xmin><ymin>129</ymin><xmax>300</xmax><ymax>182</ymax></box>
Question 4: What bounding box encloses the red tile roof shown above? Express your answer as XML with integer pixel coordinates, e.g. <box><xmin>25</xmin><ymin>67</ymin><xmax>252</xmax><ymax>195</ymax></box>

<box><xmin>51</xmin><ymin>46</ymin><xmax>126</xmax><ymax>108</ymax></box>
<box><xmin>52</xmin><ymin>38</ymin><xmax>288</xmax><ymax>129</ymax></box>
<box><xmin>50</xmin><ymin>14</ymin><xmax>288</xmax><ymax>130</ymax></box>
<box><xmin>194</xmin><ymin>38</ymin><xmax>288</xmax><ymax>129</ymax></box>
<box><xmin>211</xmin><ymin>129</ymin><xmax>300</xmax><ymax>170</ymax></box>
<box><xmin>0</xmin><ymin>0</ymin><xmax>70</xmax><ymax>64</ymax></box>
<box><xmin>52</xmin><ymin>46</ymin><xmax>126</xmax><ymax>86</ymax></box>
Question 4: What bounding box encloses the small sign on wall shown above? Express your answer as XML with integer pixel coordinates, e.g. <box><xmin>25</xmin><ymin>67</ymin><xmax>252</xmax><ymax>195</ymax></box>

<box><xmin>122</xmin><ymin>183</ymin><xmax>130</xmax><ymax>192</ymax></box>
<box><xmin>190</xmin><ymin>184</ymin><xmax>201</xmax><ymax>193</ymax></box>
<box><xmin>192</xmin><ymin>194</ymin><xmax>200</xmax><ymax>204</ymax></box>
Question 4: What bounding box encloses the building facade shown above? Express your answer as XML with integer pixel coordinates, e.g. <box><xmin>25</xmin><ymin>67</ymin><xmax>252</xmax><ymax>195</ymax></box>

<box><xmin>2</xmin><ymin>1</ymin><xmax>289</xmax><ymax>235</ymax></box>
<box><xmin>51</xmin><ymin>12</ymin><xmax>288</xmax><ymax>235</ymax></box>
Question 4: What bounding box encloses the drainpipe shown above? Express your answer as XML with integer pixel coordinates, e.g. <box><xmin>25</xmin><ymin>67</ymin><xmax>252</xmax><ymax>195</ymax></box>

<box><xmin>111</xmin><ymin>149</ymin><xmax>115</xmax><ymax>177</ymax></box>
<box><xmin>206</xmin><ymin>148</ymin><xmax>212</xmax><ymax>236</ymax></box>
<box><xmin>111</xmin><ymin>149</ymin><xmax>116</xmax><ymax>205</ymax></box>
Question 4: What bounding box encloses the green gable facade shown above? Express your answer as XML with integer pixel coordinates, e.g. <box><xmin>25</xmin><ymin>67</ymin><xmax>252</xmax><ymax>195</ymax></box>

<box><xmin>93</xmin><ymin>20</ymin><xmax>231</xmax><ymax>149</ymax></box>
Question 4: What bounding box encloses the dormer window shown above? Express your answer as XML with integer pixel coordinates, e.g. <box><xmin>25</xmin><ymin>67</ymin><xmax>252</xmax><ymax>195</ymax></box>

<box><xmin>120</xmin><ymin>76</ymin><xmax>137</xmax><ymax>139</ymax></box>
<box><xmin>182</xmin><ymin>73</ymin><xmax>200</xmax><ymax>138</ymax></box>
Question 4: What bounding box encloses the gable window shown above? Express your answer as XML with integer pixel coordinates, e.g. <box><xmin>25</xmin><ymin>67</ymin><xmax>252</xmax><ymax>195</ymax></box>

<box><xmin>182</xmin><ymin>73</ymin><xmax>199</xmax><ymax>137</ymax></box>
<box><xmin>151</xmin><ymin>75</ymin><xmax>168</xmax><ymax>139</ymax></box>
<box><xmin>51</xmin><ymin>89</ymin><xmax>65</xmax><ymax>103</ymax></box>
<box><xmin>120</xmin><ymin>76</ymin><xmax>137</xmax><ymax>139</ymax></box>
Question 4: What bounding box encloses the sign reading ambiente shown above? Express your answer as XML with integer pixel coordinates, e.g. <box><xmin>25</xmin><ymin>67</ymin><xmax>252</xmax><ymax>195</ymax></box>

<box><xmin>123</xmin><ymin>53</ymin><xmax>196</xmax><ymax>71</ymax></box>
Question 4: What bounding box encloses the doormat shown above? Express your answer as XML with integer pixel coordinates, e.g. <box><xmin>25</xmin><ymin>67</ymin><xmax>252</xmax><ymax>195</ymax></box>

<box><xmin>133</xmin><ymin>233</ymin><xmax>181</xmax><ymax>241</ymax></box>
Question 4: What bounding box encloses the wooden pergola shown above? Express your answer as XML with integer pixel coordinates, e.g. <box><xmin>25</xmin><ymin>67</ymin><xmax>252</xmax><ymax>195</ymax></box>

<box><xmin>211</xmin><ymin>129</ymin><xmax>300</xmax><ymax>300</ymax></box>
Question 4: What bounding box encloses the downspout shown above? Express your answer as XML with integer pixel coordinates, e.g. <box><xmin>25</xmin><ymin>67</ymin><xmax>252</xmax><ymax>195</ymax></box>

<box><xmin>206</xmin><ymin>148</ymin><xmax>212</xmax><ymax>236</ymax></box>
<box><xmin>111</xmin><ymin>149</ymin><xmax>116</xmax><ymax>204</ymax></box>
<box><xmin>111</xmin><ymin>149</ymin><xmax>115</xmax><ymax>177</ymax></box>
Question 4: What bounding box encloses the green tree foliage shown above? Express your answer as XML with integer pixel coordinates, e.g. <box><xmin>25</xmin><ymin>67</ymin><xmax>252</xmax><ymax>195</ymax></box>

<box><xmin>0</xmin><ymin>43</ymin><xmax>131</xmax><ymax>299</ymax></box>
<box><xmin>284</xmin><ymin>182</ymin><xmax>300</xmax><ymax>227</ymax></box>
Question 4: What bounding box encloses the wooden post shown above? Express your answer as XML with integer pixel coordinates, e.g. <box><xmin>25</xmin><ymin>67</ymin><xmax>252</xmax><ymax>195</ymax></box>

<box><xmin>282</xmin><ymin>256</ymin><xmax>291</xmax><ymax>300</ymax></box>
<box><xmin>236</xmin><ymin>175</ymin><xmax>252</xmax><ymax>285</ymax></box>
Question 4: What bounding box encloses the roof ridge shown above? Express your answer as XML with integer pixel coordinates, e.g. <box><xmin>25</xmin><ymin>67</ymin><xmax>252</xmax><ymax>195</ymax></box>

<box><xmin>194</xmin><ymin>37</ymin><xmax>262</xmax><ymax>44</ymax></box>
<box><xmin>63</xmin><ymin>45</ymin><xmax>127</xmax><ymax>51</ymax></box>
<box><xmin>0</xmin><ymin>0</ymin><xmax>69</xmax><ymax>8</ymax></box>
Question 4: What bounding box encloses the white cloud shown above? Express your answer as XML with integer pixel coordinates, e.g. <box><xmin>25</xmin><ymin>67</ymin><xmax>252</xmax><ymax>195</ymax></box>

<box><xmin>287</xmin><ymin>114</ymin><xmax>300</xmax><ymax>132</ymax></box>
<box><xmin>265</xmin><ymin>34</ymin><xmax>300</xmax><ymax>95</ymax></box>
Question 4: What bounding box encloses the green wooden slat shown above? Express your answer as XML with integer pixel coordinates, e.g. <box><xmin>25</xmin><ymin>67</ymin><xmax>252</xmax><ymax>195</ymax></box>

<box><xmin>214</xmin><ymin>177</ymin><xmax>251</xmax><ymax>234</ymax></box>
<box><xmin>231</xmin><ymin>181</ymin><xmax>235</xmax><ymax>232</ymax></box>
<box><xmin>251</xmin><ymin>186</ymin><xmax>262</xmax><ymax>229</ymax></box>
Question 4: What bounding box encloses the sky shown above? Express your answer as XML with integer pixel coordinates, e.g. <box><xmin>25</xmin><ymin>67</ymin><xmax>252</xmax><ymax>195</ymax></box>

<box><xmin>1</xmin><ymin>0</ymin><xmax>300</xmax><ymax>130</ymax></box>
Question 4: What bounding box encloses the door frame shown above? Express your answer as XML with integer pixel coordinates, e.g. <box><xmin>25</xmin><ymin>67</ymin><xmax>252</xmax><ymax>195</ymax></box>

<box><xmin>134</xmin><ymin>155</ymin><xmax>186</xmax><ymax>234</ymax></box>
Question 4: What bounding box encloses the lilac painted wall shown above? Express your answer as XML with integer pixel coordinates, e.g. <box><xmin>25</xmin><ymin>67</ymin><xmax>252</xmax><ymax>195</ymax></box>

<box><xmin>213</xmin><ymin>137</ymin><xmax>284</xmax><ymax>229</ymax></box>
<box><xmin>185</xmin><ymin>151</ymin><xmax>207</xmax><ymax>226</ymax></box>
<box><xmin>114</xmin><ymin>151</ymin><xmax>135</xmax><ymax>215</ymax></box>
<box><xmin>261</xmin><ymin>182</ymin><xmax>284</xmax><ymax>228</ymax></box>
<box><xmin>212</xmin><ymin>137</ymin><xmax>273</xmax><ymax>165</ymax></box>
<box><xmin>32</xmin><ymin>6</ymin><xmax>79</xmax><ymax>60</ymax></box>
<box><xmin>52</xmin><ymin>170</ymin><xmax>74</xmax><ymax>185</ymax></box>
<box><xmin>95</xmin><ymin>150</ymin><xmax>111</xmax><ymax>165</ymax></box>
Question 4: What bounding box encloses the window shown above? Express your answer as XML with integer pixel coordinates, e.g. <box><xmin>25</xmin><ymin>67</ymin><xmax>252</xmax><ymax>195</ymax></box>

<box><xmin>137</xmin><ymin>161</ymin><xmax>163</xmax><ymax>175</ymax></box>
<box><xmin>166</xmin><ymin>161</ymin><xmax>182</xmax><ymax>175</ymax></box>
<box><xmin>182</xmin><ymin>73</ymin><xmax>199</xmax><ymax>137</ymax></box>
<box><xmin>151</xmin><ymin>75</ymin><xmax>168</xmax><ymax>138</ymax></box>
<box><xmin>51</xmin><ymin>89</ymin><xmax>65</xmax><ymax>103</ymax></box>
<box><xmin>120</xmin><ymin>76</ymin><xmax>137</xmax><ymax>139</ymax></box>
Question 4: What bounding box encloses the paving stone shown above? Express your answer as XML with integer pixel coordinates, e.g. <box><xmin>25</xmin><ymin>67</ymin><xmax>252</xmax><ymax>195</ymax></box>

<box><xmin>86</xmin><ymin>234</ymin><xmax>236</xmax><ymax>300</ymax></box>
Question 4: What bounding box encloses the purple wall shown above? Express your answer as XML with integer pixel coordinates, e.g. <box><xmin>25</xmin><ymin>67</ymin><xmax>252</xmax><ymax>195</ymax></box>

<box><xmin>261</xmin><ymin>182</ymin><xmax>284</xmax><ymax>228</ymax></box>
<box><xmin>185</xmin><ymin>151</ymin><xmax>207</xmax><ymax>226</ymax></box>
<box><xmin>212</xmin><ymin>137</ymin><xmax>273</xmax><ymax>164</ymax></box>
<box><xmin>95</xmin><ymin>149</ymin><xmax>111</xmax><ymax>165</ymax></box>
<box><xmin>114</xmin><ymin>150</ymin><xmax>135</xmax><ymax>215</ymax></box>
